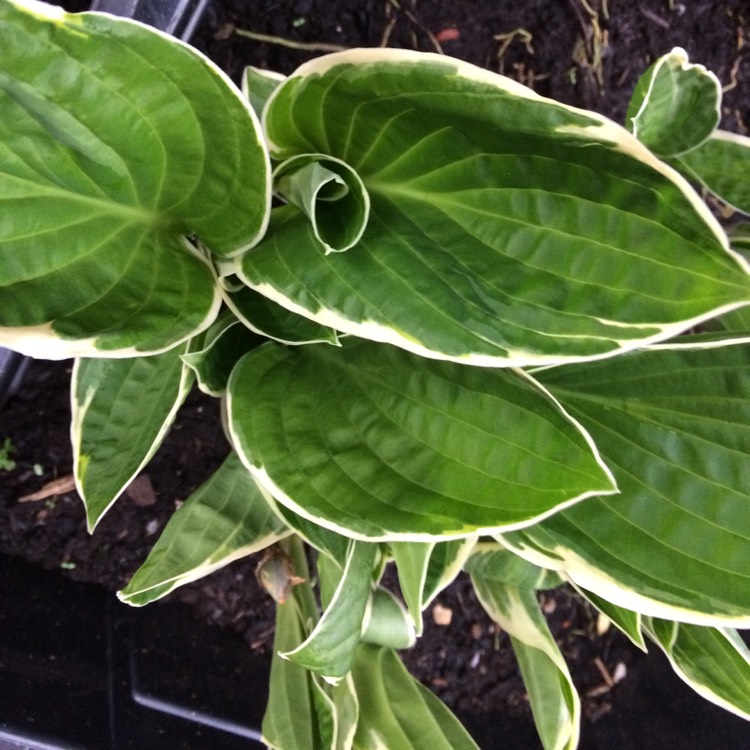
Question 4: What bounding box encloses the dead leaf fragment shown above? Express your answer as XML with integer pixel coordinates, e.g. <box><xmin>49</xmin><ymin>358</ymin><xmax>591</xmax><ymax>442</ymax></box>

<box><xmin>19</xmin><ymin>475</ymin><xmax>76</xmax><ymax>502</ymax></box>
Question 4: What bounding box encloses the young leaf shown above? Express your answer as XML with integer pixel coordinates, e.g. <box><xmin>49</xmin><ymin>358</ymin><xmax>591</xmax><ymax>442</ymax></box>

<box><xmin>350</xmin><ymin>644</ymin><xmax>480</xmax><ymax>750</ymax></box>
<box><xmin>627</xmin><ymin>47</ymin><xmax>721</xmax><ymax>157</ymax></box>
<box><xmin>421</xmin><ymin>539</ymin><xmax>478</xmax><ymax>606</ymax></box>
<box><xmin>118</xmin><ymin>452</ymin><xmax>289</xmax><ymax>606</ymax></box>
<box><xmin>274</xmin><ymin>155</ymin><xmax>370</xmax><ymax>253</ymax></box>
<box><xmin>242</xmin><ymin>65</ymin><xmax>286</xmax><ymax>119</ymax></box>
<box><xmin>227</xmin><ymin>338</ymin><xmax>617</xmax><ymax>541</ymax></box>
<box><xmin>72</xmin><ymin>347</ymin><xmax>193</xmax><ymax>531</ymax></box>
<box><xmin>504</xmin><ymin>341</ymin><xmax>750</xmax><ymax>625</ymax></box>
<box><xmin>282</xmin><ymin>541</ymin><xmax>378</xmax><ymax>683</ymax></box>
<box><xmin>222</xmin><ymin>280</ymin><xmax>340</xmax><ymax>346</ymax></box>
<box><xmin>472</xmin><ymin>577</ymin><xmax>580</xmax><ymax>750</ymax></box>
<box><xmin>241</xmin><ymin>48</ymin><xmax>750</xmax><ymax>367</ymax></box>
<box><xmin>180</xmin><ymin>314</ymin><xmax>265</xmax><ymax>396</ymax></box>
<box><xmin>391</xmin><ymin>539</ymin><xmax>477</xmax><ymax>635</ymax></box>
<box><xmin>675</xmin><ymin>130</ymin><xmax>750</xmax><ymax>214</ymax></box>
<box><xmin>644</xmin><ymin>618</ymin><xmax>750</xmax><ymax>720</ymax></box>
<box><xmin>0</xmin><ymin>1</ymin><xmax>270</xmax><ymax>357</ymax></box>
<box><xmin>360</xmin><ymin>587</ymin><xmax>416</xmax><ymax>650</ymax></box>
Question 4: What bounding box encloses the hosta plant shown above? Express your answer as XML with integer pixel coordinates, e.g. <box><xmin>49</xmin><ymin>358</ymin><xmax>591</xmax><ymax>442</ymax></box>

<box><xmin>2</xmin><ymin>2</ymin><xmax>750</xmax><ymax>748</ymax></box>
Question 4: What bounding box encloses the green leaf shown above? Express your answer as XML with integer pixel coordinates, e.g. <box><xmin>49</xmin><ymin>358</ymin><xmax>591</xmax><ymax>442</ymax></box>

<box><xmin>391</xmin><ymin>539</ymin><xmax>476</xmax><ymax>635</ymax></box>
<box><xmin>71</xmin><ymin>347</ymin><xmax>193</xmax><ymax>531</ymax></box>
<box><xmin>282</xmin><ymin>541</ymin><xmax>378</xmax><ymax>683</ymax></box>
<box><xmin>227</xmin><ymin>338</ymin><xmax>617</xmax><ymax>541</ymax></box>
<box><xmin>223</xmin><ymin>273</ymin><xmax>339</xmax><ymax>345</ymax></box>
<box><xmin>572</xmin><ymin>586</ymin><xmax>645</xmax><ymax>650</ymax></box>
<box><xmin>180</xmin><ymin>313</ymin><xmax>265</xmax><ymax>396</ymax></box>
<box><xmin>274</xmin><ymin>156</ymin><xmax>370</xmax><ymax>253</ymax></box>
<box><xmin>644</xmin><ymin>618</ymin><xmax>750</xmax><ymax>720</ymax></box>
<box><xmin>503</xmin><ymin>341</ymin><xmax>750</xmax><ymax>625</ymax></box>
<box><xmin>350</xmin><ymin>644</ymin><xmax>480</xmax><ymax>750</ymax></box>
<box><xmin>268</xmin><ymin>502</ymin><xmax>352</xmax><ymax>567</ymax></box>
<box><xmin>0</xmin><ymin>1</ymin><xmax>269</xmax><ymax>357</ymax></box>
<box><xmin>422</xmin><ymin>539</ymin><xmax>477</xmax><ymax>605</ymax></box>
<box><xmin>471</xmin><ymin>577</ymin><xmax>580</xmax><ymax>750</ymax></box>
<box><xmin>390</xmin><ymin>542</ymin><xmax>434</xmax><ymax>635</ymax></box>
<box><xmin>361</xmin><ymin>587</ymin><xmax>416</xmax><ymax>650</ymax></box>
<box><xmin>465</xmin><ymin>542</ymin><xmax>563</xmax><ymax>590</ymax></box>
<box><xmin>627</xmin><ymin>47</ymin><xmax>721</xmax><ymax>157</ymax></box>
<box><xmin>118</xmin><ymin>452</ymin><xmax>289</xmax><ymax>605</ymax></box>
<box><xmin>240</xmin><ymin>48</ymin><xmax>750</xmax><ymax>367</ymax></box>
<box><xmin>242</xmin><ymin>65</ymin><xmax>285</xmax><ymax>119</ymax></box>
<box><xmin>675</xmin><ymin>130</ymin><xmax>750</xmax><ymax>214</ymax></box>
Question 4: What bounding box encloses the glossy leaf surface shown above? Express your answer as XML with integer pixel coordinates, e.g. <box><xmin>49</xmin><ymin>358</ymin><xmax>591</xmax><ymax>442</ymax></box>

<box><xmin>0</xmin><ymin>1</ymin><xmax>269</xmax><ymax>357</ymax></box>
<box><xmin>228</xmin><ymin>338</ymin><xmax>617</xmax><ymax>541</ymax></box>
<box><xmin>504</xmin><ymin>342</ymin><xmax>750</xmax><ymax>624</ymax></box>
<box><xmin>240</xmin><ymin>49</ymin><xmax>750</xmax><ymax>367</ymax></box>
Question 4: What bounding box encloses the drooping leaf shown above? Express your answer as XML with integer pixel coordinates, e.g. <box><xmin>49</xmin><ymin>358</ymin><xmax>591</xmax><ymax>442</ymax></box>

<box><xmin>71</xmin><ymin>346</ymin><xmax>193</xmax><ymax>530</ymax></box>
<box><xmin>391</xmin><ymin>539</ymin><xmax>477</xmax><ymax>635</ymax></box>
<box><xmin>227</xmin><ymin>338</ymin><xmax>617</xmax><ymax>541</ymax></box>
<box><xmin>390</xmin><ymin>542</ymin><xmax>434</xmax><ymax>635</ymax></box>
<box><xmin>282</xmin><ymin>540</ymin><xmax>378</xmax><ymax>683</ymax></box>
<box><xmin>421</xmin><ymin>539</ymin><xmax>477</xmax><ymax>606</ymax></box>
<box><xmin>118</xmin><ymin>452</ymin><xmax>290</xmax><ymax>605</ymax></box>
<box><xmin>471</xmin><ymin>577</ymin><xmax>580</xmax><ymax>750</ymax></box>
<box><xmin>626</xmin><ymin>47</ymin><xmax>721</xmax><ymax>157</ymax></box>
<box><xmin>572</xmin><ymin>586</ymin><xmax>645</xmax><ymax>650</ymax></box>
<box><xmin>262</xmin><ymin>537</ymin><xmax>345</xmax><ymax>750</ymax></box>
<box><xmin>0</xmin><ymin>1</ymin><xmax>269</xmax><ymax>357</ymax></box>
<box><xmin>240</xmin><ymin>48</ymin><xmax>750</xmax><ymax>367</ymax></box>
<box><xmin>465</xmin><ymin>542</ymin><xmax>563</xmax><ymax>590</ymax></box>
<box><xmin>644</xmin><ymin>618</ymin><xmax>750</xmax><ymax>720</ymax></box>
<box><xmin>350</xmin><ymin>644</ymin><xmax>480</xmax><ymax>750</ymax></box>
<box><xmin>675</xmin><ymin>130</ymin><xmax>750</xmax><ymax>214</ymax></box>
<box><xmin>503</xmin><ymin>341</ymin><xmax>750</xmax><ymax>625</ymax></box>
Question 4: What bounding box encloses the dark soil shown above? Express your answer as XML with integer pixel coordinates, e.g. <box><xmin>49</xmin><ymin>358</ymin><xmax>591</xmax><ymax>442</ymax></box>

<box><xmin>2</xmin><ymin>1</ymin><xmax>750</xmax><ymax>748</ymax></box>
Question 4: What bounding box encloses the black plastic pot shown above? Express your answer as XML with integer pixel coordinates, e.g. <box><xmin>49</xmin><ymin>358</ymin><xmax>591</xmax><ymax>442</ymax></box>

<box><xmin>0</xmin><ymin>557</ymin><xmax>267</xmax><ymax>750</ymax></box>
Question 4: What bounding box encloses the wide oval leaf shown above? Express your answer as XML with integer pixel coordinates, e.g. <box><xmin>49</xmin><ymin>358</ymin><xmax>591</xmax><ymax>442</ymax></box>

<box><xmin>227</xmin><ymin>338</ymin><xmax>616</xmax><ymax>541</ymax></box>
<box><xmin>240</xmin><ymin>48</ymin><xmax>750</xmax><ymax>368</ymax></box>
<box><xmin>503</xmin><ymin>342</ymin><xmax>750</xmax><ymax>625</ymax></box>
<box><xmin>0</xmin><ymin>1</ymin><xmax>270</xmax><ymax>357</ymax></box>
